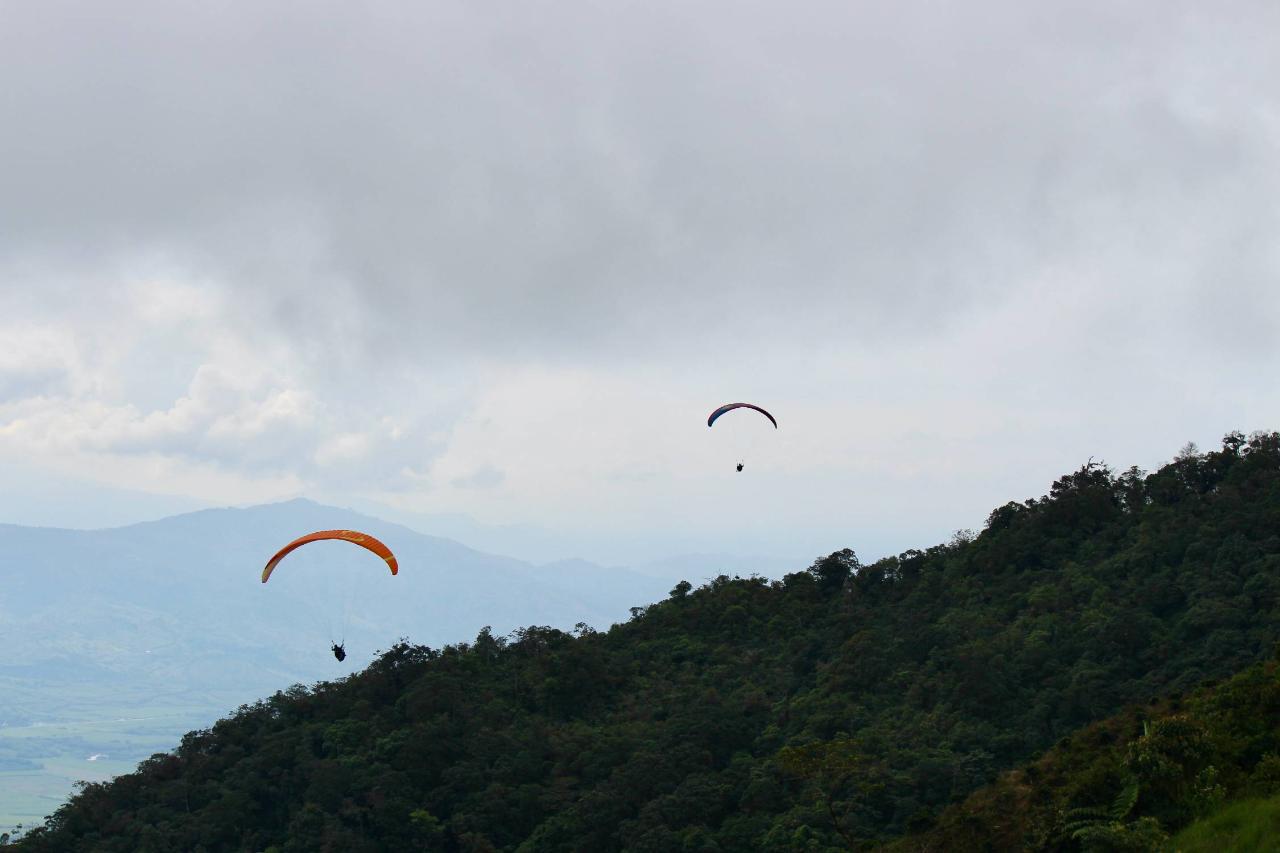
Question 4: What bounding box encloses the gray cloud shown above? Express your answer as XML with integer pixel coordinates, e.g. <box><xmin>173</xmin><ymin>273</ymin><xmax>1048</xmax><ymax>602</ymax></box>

<box><xmin>1</xmin><ymin>1</ymin><xmax>1277</xmax><ymax>560</ymax></box>
<box><xmin>5</xmin><ymin>1</ymin><xmax>1275</xmax><ymax>368</ymax></box>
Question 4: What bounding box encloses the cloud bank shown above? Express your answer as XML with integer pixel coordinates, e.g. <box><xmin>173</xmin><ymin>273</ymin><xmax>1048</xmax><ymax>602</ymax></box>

<box><xmin>1</xmin><ymin>1</ymin><xmax>1277</xmax><ymax>561</ymax></box>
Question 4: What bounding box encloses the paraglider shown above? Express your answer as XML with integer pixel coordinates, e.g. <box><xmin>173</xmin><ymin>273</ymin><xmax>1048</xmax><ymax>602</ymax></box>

<box><xmin>708</xmin><ymin>403</ymin><xmax>776</xmax><ymax>471</ymax></box>
<box><xmin>260</xmin><ymin>529</ymin><xmax>398</xmax><ymax>583</ymax></box>
<box><xmin>260</xmin><ymin>529</ymin><xmax>398</xmax><ymax>660</ymax></box>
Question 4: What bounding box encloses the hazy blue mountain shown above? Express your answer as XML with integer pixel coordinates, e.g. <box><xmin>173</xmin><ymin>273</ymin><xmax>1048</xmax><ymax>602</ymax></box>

<box><xmin>626</xmin><ymin>551</ymin><xmax>803</xmax><ymax>581</ymax></box>
<box><xmin>0</xmin><ymin>498</ymin><xmax>689</xmax><ymax>830</ymax></box>
<box><xmin>2</xmin><ymin>498</ymin><xmax>684</xmax><ymax>686</ymax></box>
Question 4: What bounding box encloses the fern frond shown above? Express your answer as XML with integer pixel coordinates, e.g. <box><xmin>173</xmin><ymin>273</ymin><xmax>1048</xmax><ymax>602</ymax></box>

<box><xmin>1110</xmin><ymin>779</ymin><xmax>1139</xmax><ymax>820</ymax></box>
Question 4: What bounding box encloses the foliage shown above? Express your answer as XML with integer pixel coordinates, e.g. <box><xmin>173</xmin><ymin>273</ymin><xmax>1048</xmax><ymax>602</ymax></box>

<box><xmin>13</xmin><ymin>431</ymin><xmax>1280</xmax><ymax>851</ymax></box>
<box><xmin>1170</xmin><ymin>794</ymin><xmax>1280</xmax><ymax>851</ymax></box>
<box><xmin>1057</xmin><ymin>777</ymin><xmax>1150</xmax><ymax>851</ymax></box>
<box><xmin>893</xmin><ymin>653</ymin><xmax>1280</xmax><ymax>850</ymax></box>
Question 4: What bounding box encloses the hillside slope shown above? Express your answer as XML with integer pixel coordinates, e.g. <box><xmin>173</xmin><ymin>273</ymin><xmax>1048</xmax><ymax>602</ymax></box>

<box><xmin>889</xmin><ymin>654</ymin><xmax>1280</xmax><ymax>850</ymax></box>
<box><xmin>11</xmin><ymin>431</ymin><xmax>1280</xmax><ymax>851</ymax></box>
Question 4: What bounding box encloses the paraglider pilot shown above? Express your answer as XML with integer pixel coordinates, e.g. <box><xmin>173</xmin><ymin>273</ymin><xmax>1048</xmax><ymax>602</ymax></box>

<box><xmin>736</xmin><ymin>462</ymin><xmax>744</xmax><ymax>472</ymax></box>
<box><xmin>331</xmin><ymin>642</ymin><xmax>347</xmax><ymax>662</ymax></box>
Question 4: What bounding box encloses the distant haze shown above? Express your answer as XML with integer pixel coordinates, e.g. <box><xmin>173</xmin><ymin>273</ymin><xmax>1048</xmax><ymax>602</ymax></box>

<box><xmin>1</xmin><ymin>2</ymin><xmax>1277</xmax><ymax>564</ymax></box>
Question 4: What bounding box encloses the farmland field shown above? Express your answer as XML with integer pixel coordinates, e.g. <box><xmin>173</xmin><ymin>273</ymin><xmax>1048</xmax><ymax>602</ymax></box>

<box><xmin>0</xmin><ymin>684</ymin><xmax>252</xmax><ymax>834</ymax></box>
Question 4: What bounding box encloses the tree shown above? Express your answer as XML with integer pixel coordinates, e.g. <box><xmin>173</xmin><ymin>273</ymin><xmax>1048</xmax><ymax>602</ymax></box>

<box><xmin>809</xmin><ymin>549</ymin><xmax>860</xmax><ymax>592</ymax></box>
<box><xmin>777</xmin><ymin>737</ymin><xmax>867</xmax><ymax>849</ymax></box>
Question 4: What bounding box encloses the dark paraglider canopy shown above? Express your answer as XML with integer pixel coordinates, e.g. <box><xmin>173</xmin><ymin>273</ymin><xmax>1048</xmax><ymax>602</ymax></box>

<box><xmin>706</xmin><ymin>402</ymin><xmax>778</xmax><ymax>429</ymax></box>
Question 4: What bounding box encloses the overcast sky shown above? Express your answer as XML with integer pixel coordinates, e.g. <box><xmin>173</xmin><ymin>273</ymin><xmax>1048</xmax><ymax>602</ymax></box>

<box><xmin>1</xmin><ymin>1</ymin><xmax>1277</xmax><ymax>566</ymax></box>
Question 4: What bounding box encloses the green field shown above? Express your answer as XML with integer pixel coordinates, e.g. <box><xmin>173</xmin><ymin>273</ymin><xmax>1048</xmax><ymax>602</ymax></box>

<box><xmin>0</xmin><ymin>684</ymin><xmax>260</xmax><ymax>834</ymax></box>
<box><xmin>1170</xmin><ymin>796</ymin><xmax>1280</xmax><ymax>852</ymax></box>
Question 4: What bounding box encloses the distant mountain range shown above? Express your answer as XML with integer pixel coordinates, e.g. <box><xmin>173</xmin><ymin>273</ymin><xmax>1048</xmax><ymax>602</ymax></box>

<box><xmin>0</xmin><ymin>491</ymin><xmax>803</xmax><ymax>722</ymax></box>
<box><xmin>0</xmin><ymin>498</ymin><xmax>801</xmax><ymax>829</ymax></box>
<box><xmin>1</xmin><ymin>498</ymin><xmax>733</xmax><ymax>695</ymax></box>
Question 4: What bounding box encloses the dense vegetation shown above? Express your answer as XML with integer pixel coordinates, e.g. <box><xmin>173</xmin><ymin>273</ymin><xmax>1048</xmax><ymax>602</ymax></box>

<box><xmin>892</xmin><ymin>653</ymin><xmax>1280</xmax><ymax>850</ymax></box>
<box><xmin>10</xmin><ymin>431</ymin><xmax>1280</xmax><ymax>851</ymax></box>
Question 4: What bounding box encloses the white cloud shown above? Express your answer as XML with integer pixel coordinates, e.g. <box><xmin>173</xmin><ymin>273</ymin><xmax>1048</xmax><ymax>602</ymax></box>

<box><xmin>0</xmin><ymin>325</ymin><xmax>80</xmax><ymax>401</ymax></box>
<box><xmin>314</xmin><ymin>431</ymin><xmax>371</xmax><ymax>467</ymax></box>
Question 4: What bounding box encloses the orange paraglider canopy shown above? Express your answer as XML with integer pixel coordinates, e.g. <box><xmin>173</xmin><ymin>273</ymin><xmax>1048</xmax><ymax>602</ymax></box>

<box><xmin>261</xmin><ymin>529</ymin><xmax>398</xmax><ymax>583</ymax></box>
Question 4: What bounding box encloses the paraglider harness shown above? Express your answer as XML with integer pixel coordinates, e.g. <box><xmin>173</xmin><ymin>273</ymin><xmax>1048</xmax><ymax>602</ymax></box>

<box><xmin>331</xmin><ymin>642</ymin><xmax>347</xmax><ymax>662</ymax></box>
<box><xmin>736</xmin><ymin>462</ymin><xmax>744</xmax><ymax>472</ymax></box>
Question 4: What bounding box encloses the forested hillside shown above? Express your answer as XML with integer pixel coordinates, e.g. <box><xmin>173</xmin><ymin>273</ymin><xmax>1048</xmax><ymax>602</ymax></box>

<box><xmin>11</xmin><ymin>431</ymin><xmax>1280</xmax><ymax>851</ymax></box>
<box><xmin>891</xmin><ymin>654</ymin><xmax>1280</xmax><ymax>850</ymax></box>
